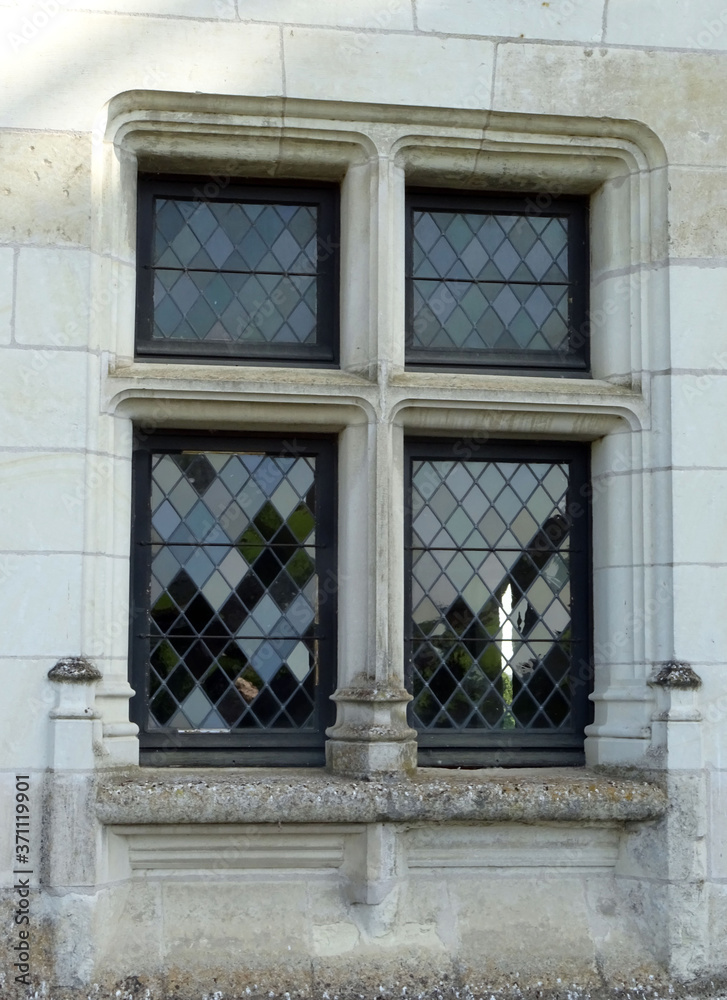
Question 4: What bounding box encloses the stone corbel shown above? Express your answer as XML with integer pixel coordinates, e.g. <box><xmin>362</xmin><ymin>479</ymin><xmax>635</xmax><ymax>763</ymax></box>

<box><xmin>343</xmin><ymin>823</ymin><xmax>402</xmax><ymax>939</ymax></box>
<box><xmin>648</xmin><ymin>661</ymin><xmax>703</xmax><ymax>769</ymax></box>
<box><xmin>47</xmin><ymin>657</ymin><xmax>102</xmax><ymax>770</ymax></box>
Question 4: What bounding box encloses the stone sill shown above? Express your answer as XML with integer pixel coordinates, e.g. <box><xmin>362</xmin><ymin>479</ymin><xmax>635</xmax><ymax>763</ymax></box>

<box><xmin>95</xmin><ymin>767</ymin><xmax>666</xmax><ymax>827</ymax></box>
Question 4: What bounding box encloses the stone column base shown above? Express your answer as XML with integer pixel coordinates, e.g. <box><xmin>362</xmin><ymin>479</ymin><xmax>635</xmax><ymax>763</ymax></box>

<box><xmin>326</xmin><ymin>737</ymin><xmax>417</xmax><ymax>777</ymax></box>
<box><xmin>325</xmin><ymin>680</ymin><xmax>417</xmax><ymax>777</ymax></box>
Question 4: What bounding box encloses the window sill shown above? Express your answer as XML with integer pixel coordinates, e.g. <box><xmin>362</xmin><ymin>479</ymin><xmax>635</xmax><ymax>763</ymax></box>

<box><xmin>95</xmin><ymin>766</ymin><xmax>666</xmax><ymax>827</ymax></box>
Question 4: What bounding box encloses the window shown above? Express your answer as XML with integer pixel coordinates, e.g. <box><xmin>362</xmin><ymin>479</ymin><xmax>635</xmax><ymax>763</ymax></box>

<box><xmin>129</xmin><ymin>433</ymin><xmax>337</xmax><ymax>765</ymax></box>
<box><xmin>135</xmin><ymin>177</ymin><xmax>339</xmax><ymax>366</ymax></box>
<box><xmin>405</xmin><ymin>439</ymin><xmax>591</xmax><ymax>766</ymax></box>
<box><xmin>406</xmin><ymin>191</ymin><xmax>589</xmax><ymax>373</ymax></box>
<box><xmin>98</xmin><ymin>101</ymin><xmax>659</xmax><ymax>776</ymax></box>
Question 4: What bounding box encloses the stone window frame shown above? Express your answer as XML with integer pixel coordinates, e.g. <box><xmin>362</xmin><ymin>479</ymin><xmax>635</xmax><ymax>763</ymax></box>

<box><xmin>88</xmin><ymin>92</ymin><xmax>668</xmax><ymax>775</ymax></box>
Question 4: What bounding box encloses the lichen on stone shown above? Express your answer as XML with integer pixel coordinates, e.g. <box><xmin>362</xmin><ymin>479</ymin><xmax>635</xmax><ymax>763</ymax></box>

<box><xmin>48</xmin><ymin>656</ymin><xmax>102</xmax><ymax>683</ymax></box>
<box><xmin>649</xmin><ymin>661</ymin><xmax>702</xmax><ymax>689</ymax></box>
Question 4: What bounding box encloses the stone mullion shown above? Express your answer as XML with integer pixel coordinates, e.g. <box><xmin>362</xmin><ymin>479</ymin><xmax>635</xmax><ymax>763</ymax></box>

<box><xmin>326</xmin><ymin>149</ymin><xmax>417</xmax><ymax>776</ymax></box>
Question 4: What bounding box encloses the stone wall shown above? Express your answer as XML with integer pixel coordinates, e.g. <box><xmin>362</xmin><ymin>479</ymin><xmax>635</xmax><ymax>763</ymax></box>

<box><xmin>1</xmin><ymin>1</ymin><xmax>727</xmax><ymax>997</ymax></box>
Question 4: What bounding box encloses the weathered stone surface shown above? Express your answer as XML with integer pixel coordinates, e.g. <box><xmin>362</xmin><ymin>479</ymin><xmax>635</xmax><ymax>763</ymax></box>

<box><xmin>650</xmin><ymin>662</ymin><xmax>703</xmax><ymax>690</ymax></box>
<box><xmin>0</xmin><ymin>131</ymin><xmax>92</xmax><ymax>246</ymax></box>
<box><xmin>96</xmin><ymin>766</ymin><xmax>667</xmax><ymax>826</ymax></box>
<box><xmin>48</xmin><ymin>656</ymin><xmax>102</xmax><ymax>684</ymax></box>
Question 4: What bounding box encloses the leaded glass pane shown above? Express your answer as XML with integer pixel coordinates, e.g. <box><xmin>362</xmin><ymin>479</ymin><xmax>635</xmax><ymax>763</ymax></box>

<box><xmin>151</xmin><ymin>199</ymin><xmax>319</xmax><ymax>346</ymax></box>
<box><xmin>409</xmin><ymin>457</ymin><xmax>575</xmax><ymax>732</ymax></box>
<box><xmin>411</xmin><ymin>210</ymin><xmax>570</xmax><ymax>356</ymax></box>
<box><xmin>146</xmin><ymin>450</ymin><xmax>321</xmax><ymax>732</ymax></box>
<box><xmin>407</xmin><ymin>196</ymin><xmax>588</xmax><ymax>371</ymax></box>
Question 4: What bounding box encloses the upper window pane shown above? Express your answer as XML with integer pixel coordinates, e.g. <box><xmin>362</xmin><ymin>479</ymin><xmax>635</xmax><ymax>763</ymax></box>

<box><xmin>406</xmin><ymin>192</ymin><xmax>588</xmax><ymax>374</ymax></box>
<box><xmin>136</xmin><ymin>178</ymin><xmax>339</xmax><ymax>366</ymax></box>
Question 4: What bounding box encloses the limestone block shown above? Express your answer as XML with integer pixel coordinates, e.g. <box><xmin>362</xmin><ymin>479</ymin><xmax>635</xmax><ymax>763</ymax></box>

<box><xmin>582</xmin><ymin>874</ymin><xmax>664</xmax><ymax>982</ymax></box>
<box><xmin>492</xmin><ymin>42</ymin><xmax>727</xmax><ymax>167</ymax></box>
<box><xmin>0</xmin><ymin>554</ymin><xmax>82</xmax><ymax>656</ymax></box>
<box><xmin>160</xmin><ymin>879</ymin><xmax>314</xmax><ymax>988</ymax></box>
<box><xmin>241</xmin><ymin>0</ymin><xmax>413</xmax><ymax>30</ymax></box>
<box><xmin>42</xmin><ymin>772</ymin><xmax>100</xmax><ymax>887</ymax></box>
<box><xmin>417</xmin><ymin>0</ymin><xmax>604</xmax><ymax>43</ymax></box>
<box><xmin>0</xmin><ymin>661</ymin><xmax>55</xmax><ymax>769</ymax></box>
<box><xmin>0</xmin><ymin>885</ymin><xmax>54</xmax><ymax>989</ymax></box>
<box><xmin>0</xmin><ymin>131</ymin><xmax>91</xmax><ymax>247</ymax></box>
<box><xmin>672</xmin><ymin>470</ymin><xmax>727</xmax><ymax>565</ymax></box>
<box><xmin>672</xmin><ymin>564</ymin><xmax>727</xmax><ymax>664</ymax></box>
<box><xmin>664</xmin><ymin>879</ymin><xmax>709</xmax><ymax>979</ymax></box>
<box><xmin>306</xmin><ymin>878</ymin><xmax>361</xmax><ymax>957</ymax></box>
<box><xmin>405</xmin><ymin>823</ymin><xmax>621</xmax><ymax>871</ymax></box>
<box><xmin>607</xmin><ymin>0</ymin><xmax>727</xmax><ymax>51</ymax></box>
<box><xmin>452</xmin><ymin>872</ymin><xmax>599</xmax><ymax>987</ymax></box>
<box><xmin>15</xmin><ymin>248</ymin><xmax>90</xmax><ymax>348</ymax></box>
<box><xmin>0</xmin><ymin>347</ymin><xmax>88</xmax><ymax>448</ymax></box>
<box><xmin>312</xmin><ymin>949</ymin><xmax>457</xmax><ymax>999</ymax></box>
<box><xmin>698</xmin><ymin>666</ymin><xmax>727</xmax><ymax>767</ymax></box>
<box><xmin>93</xmin><ymin>881</ymin><xmax>163</xmax><ymax>979</ymax></box>
<box><xmin>283</xmin><ymin>28</ymin><xmax>496</xmax><ymax>109</ymax></box>
<box><xmin>669</xmin><ymin>166</ymin><xmax>727</xmax><ymax>258</ymax></box>
<box><xmin>708</xmin><ymin>769</ymin><xmax>727</xmax><ymax>878</ymax></box>
<box><xmin>0</xmin><ymin>247</ymin><xmax>12</xmax><ymax>345</ymax></box>
<box><xmin>0</xmin><ymin>770</ymin><xmax>45</xmax><ymax>884</ymax></box>
<box><xmin>661</xmin><ymin>772</ymin><xmax>708</xmax><ymax>883</ymax></box>
<box><xmin>616</xmin><ymin>816</ymin><xmax>667</xmax><ymax>882</ymax></box>
<box><xmin>0</xmin><ymin>14</ymin><xmax>282</xmax><ymax>131</ymax></box>
<box><xmin>0</xmin><ymin>452</ymin><xmax>87</xmax><ymax>551</ymax></box>
<box><xmin>707</xmin><ymin>881</ymin><xmax>727</xmax><ymax>974</ymax></box>
<box><xmin>669</xmin><ymin>263</ymin><xmax>727</xmax><ymax>370</ymax></box>
<box><xmin>42</xmin><ymin>890</ymin><xmax>97</xmax><ymax>988</ymax></box>
<box><xmin>30</xmin><ymin>0</ymin><xmax>238</xmax><ymax>16</ymax></box>
<box><xmin>670</xmin><ymin>372</ymin><xmax>727</xmax><ymax>468</ymax></box>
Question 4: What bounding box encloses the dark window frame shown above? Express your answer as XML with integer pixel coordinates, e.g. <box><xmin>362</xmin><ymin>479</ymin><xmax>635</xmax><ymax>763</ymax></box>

<box><xmin>130</xmin><ymin>430</ymin><xmax>338</xmax><ymax>767</ymax></box>
<box><xmin>135</xmin><ymin>176</ymin><xmax>340</xmax><ymax>367</ymax></box>
<box><xmin>405</xmin><ymin>190</ymin><xmax>589</xmax><ymax>375</ymax></box>
<box><xmin>404</xmin><ymin>437</ymin><xmax>592</xmax><ymax>767</ymax></box>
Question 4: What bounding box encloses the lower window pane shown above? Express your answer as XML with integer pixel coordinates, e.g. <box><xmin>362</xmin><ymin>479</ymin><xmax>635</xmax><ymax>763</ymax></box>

<box><xmin>131</xmin><ymin>435</ymin><xmax>336</xmax><ymax>764</ymax></box>
<box><xmin>406</xmin><ymin>441</ymin><xmax>591</xmax><ymax>764</ymax></box>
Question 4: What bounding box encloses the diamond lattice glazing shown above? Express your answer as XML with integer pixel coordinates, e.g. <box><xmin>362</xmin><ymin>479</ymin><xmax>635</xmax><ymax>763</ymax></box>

<box><xmin>410</xmin><ymin>210</ymin><xmax>570</xmax><ymax>355</ymax></box>
<box><xmin>147</xmin><ymin>451</ymin><xmax>320</xmax><ymax>731</ymax></box>
<box><xmin>410</xmin><ymin>459</ymin><xmax>574</xmax><ymax>731</ymax></box>
<box><xmin>151</xmin><ymin>199</ymin><xmax>319</xmax><ymax>345</ymax></box>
